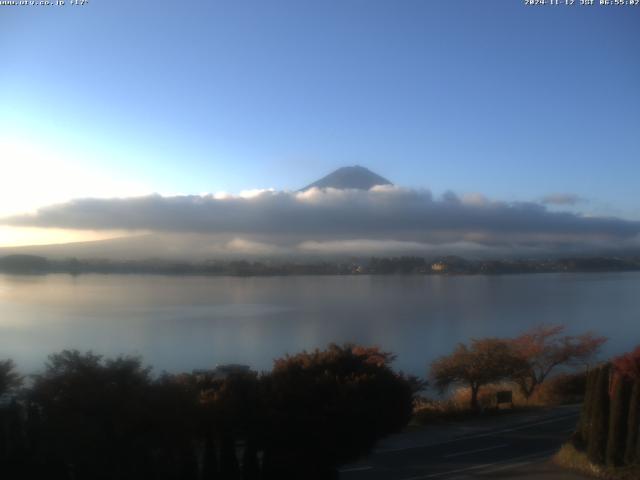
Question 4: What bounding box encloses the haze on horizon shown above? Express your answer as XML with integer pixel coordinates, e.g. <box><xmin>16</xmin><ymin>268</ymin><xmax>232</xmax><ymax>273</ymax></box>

<box><xmin>1</xmin><ymin>1</ymin><xmax>639</xmax><ymax>258</ymax></box>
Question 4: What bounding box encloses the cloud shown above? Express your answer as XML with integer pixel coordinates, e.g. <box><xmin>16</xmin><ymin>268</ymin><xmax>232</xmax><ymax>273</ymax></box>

<box><xmin>2</xmin><ymin>187</ymin><xmax>639</xmax><ymax>255</ymax></box>
<box><xmin>298</xmin><ymin>239</ymin><xmax>436</xmax><ymax>255</ymax></box>
<box><xmin>541</xmin><ymin>193</ymin><xmax>585</xmax><ymax>206</ymax></box>
<box><xmin>296</xmin><ymin>239</ymin><xmax>505</xmax><ymax>256</ymax></box>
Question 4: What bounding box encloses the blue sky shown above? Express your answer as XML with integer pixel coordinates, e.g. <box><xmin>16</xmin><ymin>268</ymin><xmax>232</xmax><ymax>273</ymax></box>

<box><xmin>1</xmin><ymin>0</ymin><xmax>639</xmax><ymax>225</ymax></box>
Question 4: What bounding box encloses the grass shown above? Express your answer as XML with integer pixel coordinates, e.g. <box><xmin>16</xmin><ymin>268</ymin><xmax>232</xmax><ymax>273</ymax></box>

<box><xmin>411</xmin><ymin>373</ymin><xmax>586</xmax><ymax>426</ymax></box>
<box><xmin>553</xmin><ymin>443</ymin><xmax>640</xmax><ymax>480</ymax></box>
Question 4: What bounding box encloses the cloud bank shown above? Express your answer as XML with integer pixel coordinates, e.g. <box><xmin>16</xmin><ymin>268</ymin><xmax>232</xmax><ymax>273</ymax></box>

<box><xmin>2</xmin><ymin>186</ymin><xmax>639</xmax><ymax>257</ymax></box>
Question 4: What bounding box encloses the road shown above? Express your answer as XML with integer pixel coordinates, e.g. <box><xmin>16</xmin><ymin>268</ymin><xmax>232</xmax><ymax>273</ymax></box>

<box><xmin>340</xmin><ymin>406</ymin><xmax>589</xmax><ymax>480</ymax></box>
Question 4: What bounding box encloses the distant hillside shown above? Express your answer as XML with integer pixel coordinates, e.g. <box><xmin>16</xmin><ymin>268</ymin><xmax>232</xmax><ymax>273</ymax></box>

<box><xmin>300</xmin><ymin>166</ymin><xmax>392</xmax><ymax>191</ymax></box>
<box><xmin>0</xmin><ymin>254</ymin><xmax>49</xmax><ymax>273</ymax></box>
<box><xmin>1</xmin><ymin>254</ymin><xmax>639</xmax><ymax>276</ymax></box>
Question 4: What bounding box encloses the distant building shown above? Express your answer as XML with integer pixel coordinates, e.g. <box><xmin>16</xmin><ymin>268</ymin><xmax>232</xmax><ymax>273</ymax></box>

<box><xmin>352</xmin><ymin>264</ymin><xmax>368</xmax><ymax>274</ymax></box>
<box><xmin>431</xmin><ymin>262</ymin><xmax>448</xmax><ymax>272</ymax></box>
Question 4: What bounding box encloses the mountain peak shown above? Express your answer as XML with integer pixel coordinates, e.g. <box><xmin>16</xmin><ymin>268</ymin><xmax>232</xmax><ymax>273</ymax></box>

<box><xmin>301</xmin><ymin>166</ymin><xmax>393</xmax><ymax>191</ymax></box>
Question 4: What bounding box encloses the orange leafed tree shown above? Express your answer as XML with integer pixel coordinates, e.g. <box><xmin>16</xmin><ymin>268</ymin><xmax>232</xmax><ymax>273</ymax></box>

<box><xmin>510</xmin><ymin>325</ymin><xmax>606</xmax><ymax>399</ymax></box>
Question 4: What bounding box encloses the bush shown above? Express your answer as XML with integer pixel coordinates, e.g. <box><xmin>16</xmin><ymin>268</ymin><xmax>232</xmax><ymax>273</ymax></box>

<box><xmin>262</xmin><ymin>344</ymin><xmax>419</xmax><ymax>479</ymax></box>
<box><xmin>533</xmin><ymin>372</ymin><xmax>587</xmax><ymax>406</ymax></box>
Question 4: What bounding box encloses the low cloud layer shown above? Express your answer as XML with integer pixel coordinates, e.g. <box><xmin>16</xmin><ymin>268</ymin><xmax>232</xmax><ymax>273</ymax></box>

<box><xmin>541</xmin><ymin>193</ymin><xmax>585</xmax><ymax>206</ymax></box>
<box><xmin>2</xmin><ymin>186</ymin><xmax>639</xmax><ymax>256</ymax></box>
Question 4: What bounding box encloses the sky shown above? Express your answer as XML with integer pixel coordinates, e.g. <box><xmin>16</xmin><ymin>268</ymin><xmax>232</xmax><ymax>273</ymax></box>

<box><xmin>1</xmin><ymin>0</ymin><xmax>639</xmax><ymax>254</ymax></box>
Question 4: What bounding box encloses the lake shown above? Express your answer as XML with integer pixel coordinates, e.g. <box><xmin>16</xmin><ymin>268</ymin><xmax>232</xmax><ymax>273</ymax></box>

<box><xmin>0</xmin><ymin>272</ymin><xmax>638</xmax><ymax>378</ymax></box>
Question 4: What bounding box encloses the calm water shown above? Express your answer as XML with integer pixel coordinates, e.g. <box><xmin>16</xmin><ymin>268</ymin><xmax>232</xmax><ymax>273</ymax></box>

<box><xmin>0</xmin><ymin>272</ymin><xmax>638</xmax><ymax>378</ymax></box>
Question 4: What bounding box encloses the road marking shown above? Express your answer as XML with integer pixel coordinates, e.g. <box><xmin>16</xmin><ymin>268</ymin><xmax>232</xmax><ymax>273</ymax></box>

<box><xmin>377</xmin><ymin>413</ymin><xmax>579</xmax><ymax>453</ymax></box>
<box><xmin>443</xmin><ymin>443</ymin><xmax>508</xmax><ymax>458</ymax></box>
<box><xmin>398</xmin><ymin>449</ymin><xmax>557</xmax><ymax>480</ymax></box>
<box><xmin>480</xmin><ymin>457</ymin><xmax>538</xmax><ymax>474</ymax></box>
<box><xmin>339</xmin><ymin>465</ymin><xmax>373</xmax><ymax>472</ymax></box>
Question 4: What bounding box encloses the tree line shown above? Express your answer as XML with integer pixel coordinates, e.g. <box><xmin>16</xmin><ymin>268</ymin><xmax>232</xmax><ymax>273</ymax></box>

<box><xmin>0</xmin><ymin>345</ymin><xmax>420</xmax><ymax>480</ymax></box>
<box><xmin>2</xmin><ymin>254</ymin><xmax>639</xmax><ymax>277</ymax></box>
<box><xmin>0</xmin><ymin>325</ymin><xmax>613</xmax><ymax>479</ymax></box>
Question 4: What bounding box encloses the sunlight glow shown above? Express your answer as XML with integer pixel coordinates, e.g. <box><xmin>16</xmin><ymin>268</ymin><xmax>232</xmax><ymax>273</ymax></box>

<box><xmin>0</xmin><ymin>136</ymin><xmax>152</xmax><ymax>218</ymax></box>
<box><xmin>0</xmin><ymin>227</ymin><xmax>131</xmax><ymax>248</ymax></box>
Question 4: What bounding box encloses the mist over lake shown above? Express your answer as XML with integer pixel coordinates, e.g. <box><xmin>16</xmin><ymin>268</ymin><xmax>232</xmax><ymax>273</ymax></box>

<box><xmin>1</xmin><ymin>272</ymin><xmax>637</xmax><ymax>378</ymax></box>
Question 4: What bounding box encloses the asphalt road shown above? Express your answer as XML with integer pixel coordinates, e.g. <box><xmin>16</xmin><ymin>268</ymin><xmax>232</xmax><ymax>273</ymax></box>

<box><xmin>340</xmin><ymin>407</ymin><xmax>588</xmax><ymax>480</ymax></box>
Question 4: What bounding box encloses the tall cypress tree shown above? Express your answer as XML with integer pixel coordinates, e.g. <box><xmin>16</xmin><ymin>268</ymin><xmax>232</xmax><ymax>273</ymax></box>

<box><xmin>580</xmin><ymin>368</ymin><xmax>596</xmax><ymax>444</ymax></box>
<box><xmin>588</xmin><ymin>364</ymin><xmax>611</xmax><ymax>465</ymax></box>
<box><xmin>202</xmin><ymin>431</ymin><xmax>219</xmax><ymax>479</ymax></box>
<box><xmin>219</xmin><ymin>433</ymin><xmax>240</xmax><ymax>480</ymax></box>
<box><xmin>637</xmin><ymin>424</ymin><xmax>640</xmax><ymax>466</ymax></box>
<box><xmin>242</xmin><ymin>437</ymin><xmax>260</xmax><ymax>480</ymax></box>
<box><xmin>606</xmin><ymin>375</ymin><xmax>630</xmax><ymax>467</ymax></box>
<box><xmin>625</xmin><ymin>380</ymin><xmax>640</xmax><ymax>466</ymax></box>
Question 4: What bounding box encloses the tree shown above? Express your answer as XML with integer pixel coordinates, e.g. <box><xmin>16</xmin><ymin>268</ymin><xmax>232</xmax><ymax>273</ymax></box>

<box><xmin>198</xmin><ymin>371</ymin><xmax>262</xmax><ymax>480</ymax></box>
<box><xmin>146</xmin><ymin>373</ymin><xmax>201</xmax><ymax>480</ymax></box>
<box><xmin>579</xmin><ymin>367</ymin><xmax>597</xmax><ymax>444</ymax></box>
<box><xmin>430</xmin><ymin>338</ymin><xmax>525</xmax><ymax>411</ymax></box>
<box><xmin>509</xmin><ymin>325</ymin><xmax>606</xmax><ymax>399</ymax></box>
<box><xmin>613</xmin><ymin>346</ymin><xmax>640</xmax><ymax>466</ymax></box>
<box><xmin>624</xmin><ymin>380</ymin><xmax>640</xmax><ymax>466</ymax></box>
<box><xmin>261</xmin><ymin>344</ymin><xmax>420</xmax><ymax>479</ymax></box>
<box><xmin>606</xmin><ymin>374</ymin><xmax>631</xmax><ymax>466</ymax></box>
<box><xmin>0</xmin><ymin>359</ymin><xmax>23</xmax><ymax>468</ymax></box>
<box><xmin>29</xmin><ymin>350</ymin><xmax>157</xmax><ymax>479</ymax></box>
<box><xmin>587</xmin><ymin>364</ymin><xmax>610</xmax><ymax>465</ymax></box>
<box><xmin>613</xmin><ymin>346</ymin><xmax>640</xmax><ymax>382</ymax></box>
<box><xmin>0</xmin><ymin>359</ymin><xmax>22</xmax><ymax>396</ymax></box>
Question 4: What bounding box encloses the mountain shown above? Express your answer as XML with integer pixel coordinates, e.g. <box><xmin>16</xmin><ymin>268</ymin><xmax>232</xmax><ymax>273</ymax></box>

<box><xmin>300</xmin><ymin>165</ymin><xmax>392</xmax><ymax>191</ymax></box>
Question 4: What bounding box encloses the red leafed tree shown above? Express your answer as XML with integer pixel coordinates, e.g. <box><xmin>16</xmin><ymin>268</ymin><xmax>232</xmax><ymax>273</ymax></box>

<box><xmin>613</xmin><ymin>346</ymin><xmax>640</xmax><ymax>381</ymax></box>
<box><xmin>510</xmin><ymin>325</ymin><xmax>606</xmax><ymax>399</ymax></box>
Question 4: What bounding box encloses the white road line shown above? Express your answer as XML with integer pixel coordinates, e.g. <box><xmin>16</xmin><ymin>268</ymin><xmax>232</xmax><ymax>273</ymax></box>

<box><xmin>443</xmin><ymin>443</ymin><xmax>509</xmax><ymax>458</ymax></box>
<box><xmin>399</xmin><ymin>449</ymin><xmax>557</xmax><ymax>480</ymax></box>
<box><xmin>339</xmin><ymin>466</ymin><xmax>373</xmax><ymax>473</ymax></box>
<box><xmin>480</xmin><ymin>458</ymin><xmax>538</xmax><ymax>474</ymax></box>
<box><xmin>377</xmin><ymin>413</ymin><xmax>578</xmax><ymax>454</ymax></box>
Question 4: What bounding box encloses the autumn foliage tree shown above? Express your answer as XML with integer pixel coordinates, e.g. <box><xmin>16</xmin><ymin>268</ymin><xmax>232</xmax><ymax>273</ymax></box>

<box><xmin>430</xmin><ymin>338</ymin><xmax>525</xmax><ymax>411</ymax></box>
<box><xmin>613</xmin><ymin>346</ymin><xmax>640</xmax><ymax>382</ymax></box>
<box><xmin>509</xmin><ymin>325</ymin><xmax>606</xmax><ymax>399</ymax></box>
<box><xmin>261</xmin><ymin>344</ymin><xmax>420</xmax><ymax>480</ymax></box>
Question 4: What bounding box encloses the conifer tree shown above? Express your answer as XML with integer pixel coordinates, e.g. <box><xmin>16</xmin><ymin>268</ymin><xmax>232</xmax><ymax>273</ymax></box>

<box><xmin>637</xmin><ymin>427</ymin><xmax>640</xmax><ymax>466</ymax></box>
<box><xmin>202</xmin><ymin>432</ymin><xmax>219</xmax><ymax>479</ymax></box>
<box><xmin>580</xmin><ymin>368</ymin><xmax>596</xmax><ymax>443</ymax></box>
<box><xmin>219</xmin><ymin>433</ymin><xmax>240</xmax><ymax>480</ymax></box>
<box><xmin>625</xmin><ymin>380</ymin><xmax>640</xmax><ymax>465</ymax></box>
<box><xmin>606</xmin><ymin>375</ymin><xmax>630</xmax><ymax>466</ymax></box>
<box><xmin>588</xmin><ymin>364</ymin><xmax>610</xmax><ymax>465</ymax></box>
<box><xmin>242</xmin><ymin>438</ymin><xmax>260</xmax><ymax>480</ymax></box>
